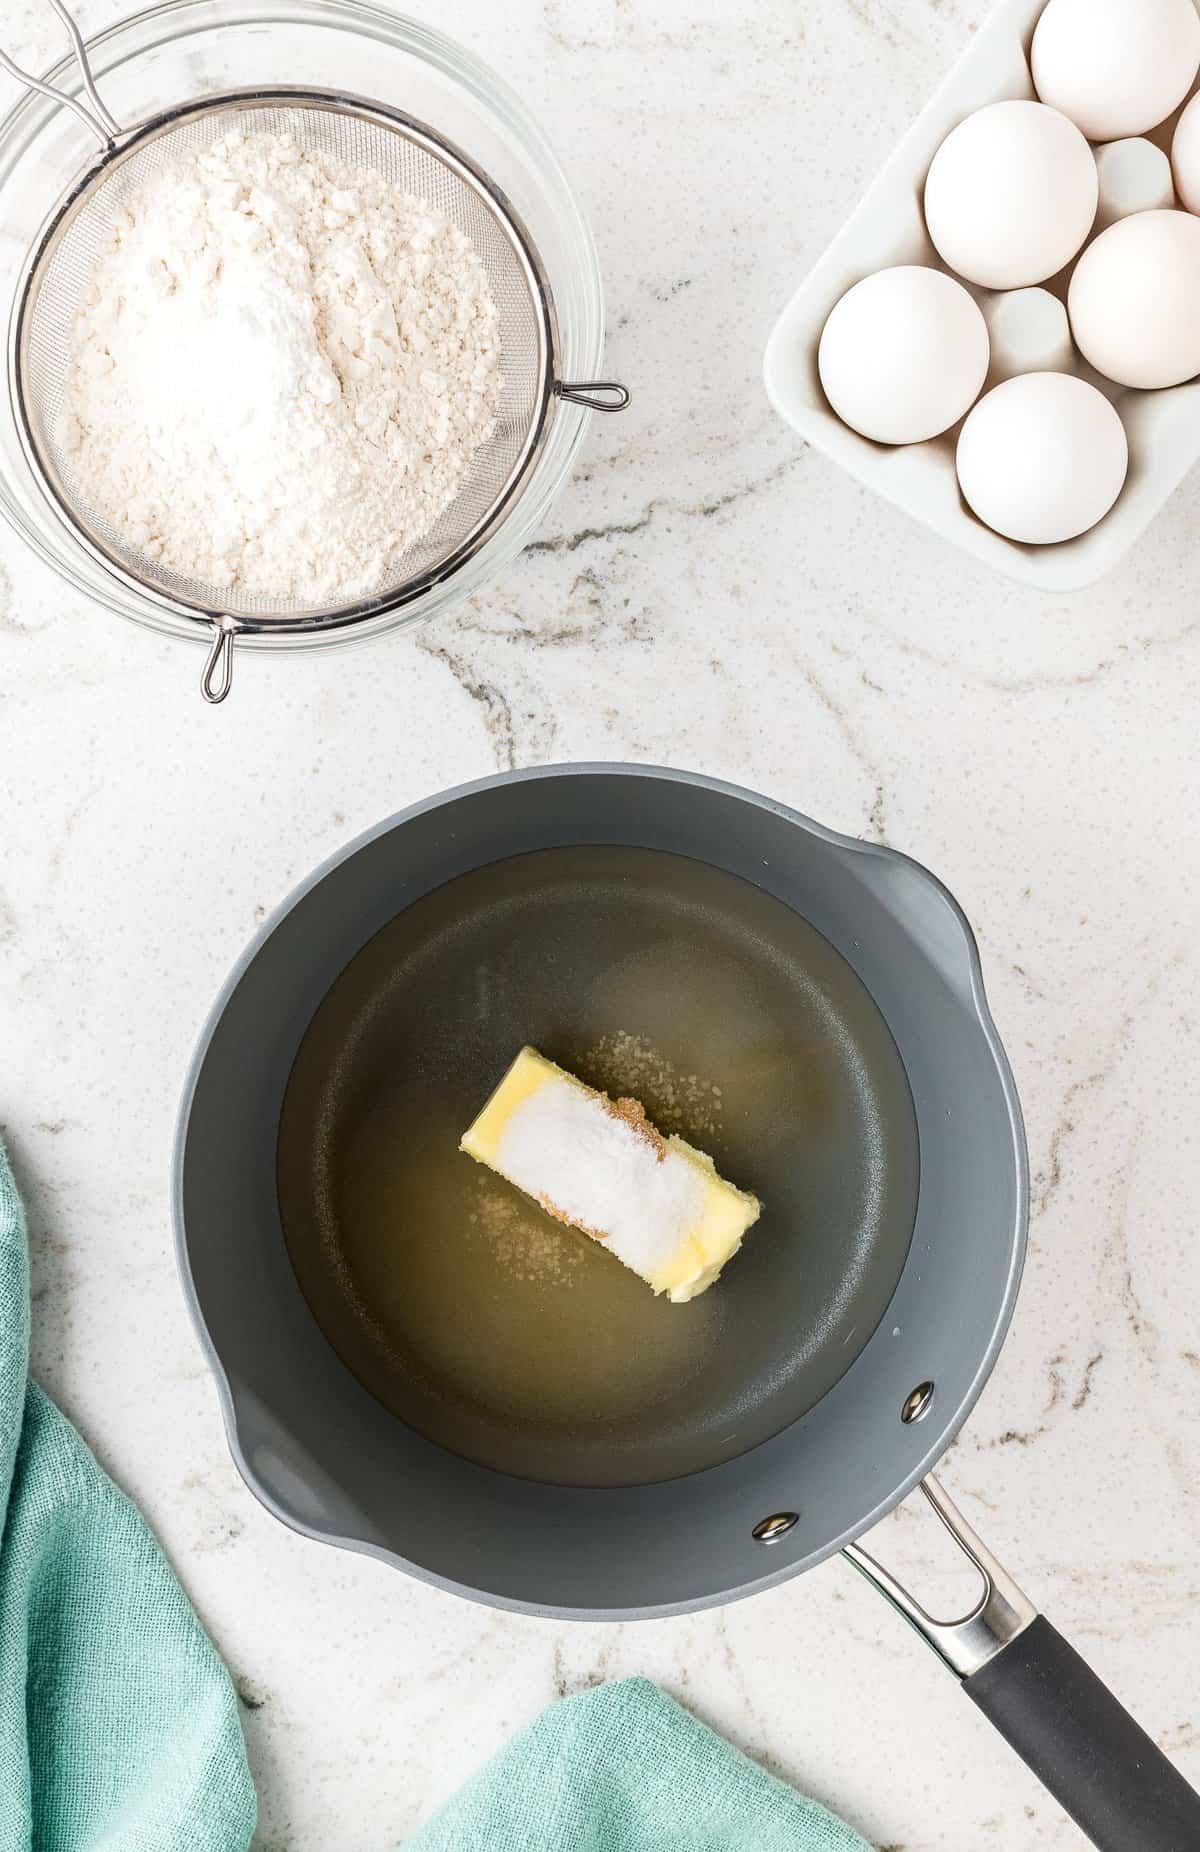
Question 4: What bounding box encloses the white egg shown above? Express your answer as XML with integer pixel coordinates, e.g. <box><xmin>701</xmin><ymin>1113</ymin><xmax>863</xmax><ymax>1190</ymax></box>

<box><xmin>817</xmin><ymin>266</ymin><xmax>989</xmax><ymax>445</ymax></box>
<box><xmin>1171</xmin><ymin>90</ymin><xmax>1200</xmax><ymax>215</ymax></box>
<box><xmin>924</xmin><ymin>102</ymin><xmax>1098</xmax><ymax>290</ymax></box>
<box><xmin>1032</xmin><ymin>0</ymin><xmax>1200</xmax><ymax>143</ymax></box>
<box><xmin>956</xmin><ymin>373</ymin><xmax>1128</xmax><ymax>545</ymax></box>
<box><xmin>1068</xmin><ymin>209</ymin><xmax>1200</xmax><ymax>388</ymax></box>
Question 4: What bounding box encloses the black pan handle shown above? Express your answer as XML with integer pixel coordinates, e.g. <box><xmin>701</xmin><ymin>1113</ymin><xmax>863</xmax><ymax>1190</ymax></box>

<box><xmin>966</xmin><ymin>1614</ymin><xmax>1200</xmax><ymax>1850</ymax></box>
<box><xmin>844</xmin><ymin>1478</ymin><xmax>1200</xmax><ymax>1851</ymax></box>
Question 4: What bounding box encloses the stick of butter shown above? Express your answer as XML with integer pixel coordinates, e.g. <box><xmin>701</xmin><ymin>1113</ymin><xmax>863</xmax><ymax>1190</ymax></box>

<box><xmin>460</xmin><ymin>1047</ymin><xmax>761</xmax><ymax>1302</ymax></box>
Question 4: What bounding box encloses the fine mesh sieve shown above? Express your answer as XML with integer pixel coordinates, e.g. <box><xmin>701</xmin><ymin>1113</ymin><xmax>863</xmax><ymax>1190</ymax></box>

<box><xmin>2</xmin><ymin>0</ymin><xmax>628</xmax><ymax>701</ymax></box>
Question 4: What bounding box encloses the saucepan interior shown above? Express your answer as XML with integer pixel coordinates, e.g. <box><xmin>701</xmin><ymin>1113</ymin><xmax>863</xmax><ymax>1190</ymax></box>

<box><xmin>175</xmin><ymin>766</ymin><xmax>1026</xmax><ymax>1617</ymax></box>
<box><xmin>276</xmin><ymin>842</ymin><xmax>919</xmax><ymax>1486</ymax></box>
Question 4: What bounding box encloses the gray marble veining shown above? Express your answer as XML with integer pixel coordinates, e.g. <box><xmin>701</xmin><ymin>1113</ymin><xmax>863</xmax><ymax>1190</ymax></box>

<box><xmin>1</xmin><ymin>2</ymin><xmax>1198</xmax><ymax>1848</ymax></box>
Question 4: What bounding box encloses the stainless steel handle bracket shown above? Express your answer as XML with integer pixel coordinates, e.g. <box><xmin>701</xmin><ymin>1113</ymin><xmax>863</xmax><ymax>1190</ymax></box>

<box><xmin>842</xmin><ymin>1475</ymin><xmax>1038</xmax><ymax>1679</ymax></box>
<box><xmin>0</xmin><ymin>0</ymin><xmax>121</xmax><ymax>149</ymax></box>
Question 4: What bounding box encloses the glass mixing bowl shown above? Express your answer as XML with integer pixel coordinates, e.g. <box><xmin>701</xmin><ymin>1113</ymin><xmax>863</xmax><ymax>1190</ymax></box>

<box><xmin>0</xmin><ymin>0</ymin><xmax>608</xmax><ymax>673</ymax></box>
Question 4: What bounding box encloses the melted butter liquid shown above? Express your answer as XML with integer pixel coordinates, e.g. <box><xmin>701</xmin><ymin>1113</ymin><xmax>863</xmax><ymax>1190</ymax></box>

<box><xmin>277</xmin><ymin>845</ymin><xmax>918</xmax><ymax>1486</ymax></box>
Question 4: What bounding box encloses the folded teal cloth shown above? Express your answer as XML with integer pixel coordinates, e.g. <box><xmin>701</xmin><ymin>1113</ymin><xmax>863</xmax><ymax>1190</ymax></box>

<box><xmin>407</xmin><ymin>1675</ymin><xmax>871</xmax><ymax>1851</ymax></box>
<box><xmin>0</xmin><ymin>1144</ymin><xmax>256</xmax><ymax>1851</ymax></box>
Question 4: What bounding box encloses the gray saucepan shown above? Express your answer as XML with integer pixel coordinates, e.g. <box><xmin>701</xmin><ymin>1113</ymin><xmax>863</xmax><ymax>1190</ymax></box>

<box><xmin>174</xmin><ymin>764</ymin><xmax>1200</xmax><ymax>1851</ymax></box>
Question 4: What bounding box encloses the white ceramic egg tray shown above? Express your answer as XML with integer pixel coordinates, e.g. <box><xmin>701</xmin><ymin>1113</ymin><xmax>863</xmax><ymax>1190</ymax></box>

<box><xmin>764</xmin><ymin>0</ymin><xmax>1200</xmax><ymax>590</ymax></box>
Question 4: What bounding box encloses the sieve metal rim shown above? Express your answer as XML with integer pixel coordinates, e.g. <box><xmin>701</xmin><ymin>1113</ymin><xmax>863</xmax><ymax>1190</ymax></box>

<box><xmin>10</xmin><ymin>85</ymin><xmax>561</xmax><ymax>642</ymax></box>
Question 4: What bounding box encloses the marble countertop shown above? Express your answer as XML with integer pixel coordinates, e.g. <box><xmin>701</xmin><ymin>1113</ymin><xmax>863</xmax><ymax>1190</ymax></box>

<box><xmin>3</xmin><ymin>1</ymin><xmax>1199</xmax><ymax>1846</ymax></box>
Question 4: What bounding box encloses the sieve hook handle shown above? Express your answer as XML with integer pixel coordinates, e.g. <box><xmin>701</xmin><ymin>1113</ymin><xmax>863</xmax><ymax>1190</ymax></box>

<box><xmin>201</xmin><ymin>621</ymin><xmax>237</xmax><ymax>706</ymax></box>
<box><xmin>0</xmin><ymin>0</ymin><xmax>121</xmax><ymax>149</ymax></box>
<box><xmin>555</xmin><ymin>380</ymin><xmax>631</xmax><ymax>413</ymax></box>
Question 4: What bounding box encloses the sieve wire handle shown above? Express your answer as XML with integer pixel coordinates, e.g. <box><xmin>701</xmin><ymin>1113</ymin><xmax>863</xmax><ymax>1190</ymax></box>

<box><xmin>0</xmin><ymin>0</ymin><xmax>121</xmax><ymax>149</ymax></box>
<box><xmin>201</xmin><ymin>622</ymin><xmax>237</xmax><ymax>706</ymax></box>
<box><xmin>555</xmin><ymin>381</ymin><xmax>631</xmax><ymax>413</ymax></box>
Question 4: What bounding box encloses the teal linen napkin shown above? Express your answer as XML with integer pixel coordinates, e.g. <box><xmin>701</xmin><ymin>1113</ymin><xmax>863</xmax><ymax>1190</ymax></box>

<box><xmin>407</xmin><ymin>1676</ymin><xmax>871</xmax><ymax>1851</ymax></box>
<box><xmin>0</xmin><ymin>1143</ymin><xmax>256</xmax><ymax>1852</ymax></box>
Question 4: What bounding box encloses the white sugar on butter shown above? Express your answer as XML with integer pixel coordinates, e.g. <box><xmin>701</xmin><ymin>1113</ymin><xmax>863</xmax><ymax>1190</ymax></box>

<box><xmin>460</xmin><ymin>1048</ymin><xmax>760</xmax><ymax>1302</ymax></box>
<box><xmin>498</xmin><ymin>1081</ymin><xmax>705</xmax><ymax>1277</ymax></box>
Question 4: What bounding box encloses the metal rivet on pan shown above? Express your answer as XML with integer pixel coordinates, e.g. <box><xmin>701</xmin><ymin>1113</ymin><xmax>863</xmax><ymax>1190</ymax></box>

<box><xmin>901</xmin><ymin>1381</ymin><xmax>936</xmax><ymax>1424</ymax></box>
<box><xmin>753</xmin><ymin>1512</ymin><xmax>800</xmax><ymax>1545</ymax></box>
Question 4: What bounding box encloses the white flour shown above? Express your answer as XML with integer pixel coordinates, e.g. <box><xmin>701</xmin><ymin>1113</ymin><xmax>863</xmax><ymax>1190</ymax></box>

<box><xmin>60</xmin><ymin>128</ymin><xmax>501</xmax><ymax>605</ymax></box>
